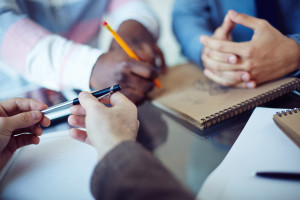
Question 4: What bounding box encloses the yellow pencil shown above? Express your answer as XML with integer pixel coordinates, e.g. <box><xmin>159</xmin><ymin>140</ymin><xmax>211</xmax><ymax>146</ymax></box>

<box><xmin>102</xmin><ymin>21</ymin><xmax>162</xmax><ymax>89</ymax></box>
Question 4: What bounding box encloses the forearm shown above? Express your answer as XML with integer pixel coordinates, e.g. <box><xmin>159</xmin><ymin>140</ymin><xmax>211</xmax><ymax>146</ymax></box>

<box><xmin>172</xmin><ymin>0</ymin><xmax>213</xmax><ymax>66</ymax></box>
<box><xmin>0</xmin><ymin>8</ymin><xmax>102</xmax><ymax>91</ymax></box>
<box><xmin>91</xmin><ymin>141</ymin><xmax>194</xmax><ymax>200</ymax></box>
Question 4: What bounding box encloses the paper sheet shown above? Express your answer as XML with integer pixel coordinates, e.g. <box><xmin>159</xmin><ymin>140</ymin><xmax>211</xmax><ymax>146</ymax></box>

<box><xmin>0</xmin><ymin>131</ymin><xmax>97</xmax><ymax>200</ymax></box>
<box><xmin>198</xmin><ymin>107</ymin><xmax>300</xmax><ymax>200</ymax></box>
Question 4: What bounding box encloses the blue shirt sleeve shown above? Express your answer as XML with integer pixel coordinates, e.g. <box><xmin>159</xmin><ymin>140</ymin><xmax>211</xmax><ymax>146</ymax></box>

<box><xmin>287</xmin><ymin>33</ymin><xmax>300</xmax><ymax>77</ymax></box>
<box><xmin>172</xmin><ymin>0</ymin><xmax>214</xmax><ymax>67</ymax></box>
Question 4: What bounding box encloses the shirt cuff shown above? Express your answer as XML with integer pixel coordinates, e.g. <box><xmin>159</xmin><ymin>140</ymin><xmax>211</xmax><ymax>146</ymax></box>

<box><xmin>287</xmin><ymin>34</ymin><xmax>300</xmax><ymax>77</ymax></box>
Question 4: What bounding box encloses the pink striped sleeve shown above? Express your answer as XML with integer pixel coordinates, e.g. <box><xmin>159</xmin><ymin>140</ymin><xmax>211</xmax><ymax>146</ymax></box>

<box><xmin>107</xmin><ymin>0</ymin><xmax>141</xmax><ymax>13</ymax></box>
<box><xmin>0</xmin><ymin>18</ymin><xmax>50</xmax><ymax>73</ymax></box>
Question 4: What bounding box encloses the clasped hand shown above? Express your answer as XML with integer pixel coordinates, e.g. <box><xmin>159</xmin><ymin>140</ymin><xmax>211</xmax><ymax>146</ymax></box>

<box><xmin>200</xmin><ymin>10</ymin><xmax>300</xmax><ymax>88</ymax></box>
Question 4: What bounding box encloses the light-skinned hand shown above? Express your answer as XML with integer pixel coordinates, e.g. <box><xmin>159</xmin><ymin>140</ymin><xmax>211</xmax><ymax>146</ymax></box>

<box><xmin>68</xmin><ymin>92</ymin><xmax>139</xmax><ymax>161</ymax></box>
<box><xmin>200</xmin><ymin>10</ymin><xmax>300</xmax><ymax>88</ymax></box>
<box><xmin>0</xmin><ymin>98</ymin><xmax>50</xmax><ymax>169</ymax></box>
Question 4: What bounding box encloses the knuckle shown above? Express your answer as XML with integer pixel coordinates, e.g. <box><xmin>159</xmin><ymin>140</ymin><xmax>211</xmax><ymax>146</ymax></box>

<box><xmin>215</xmin><ymin>43</ymin><xmax>224</xmax><ymax>51</ymax></box>
<box><xmin>244</xmin><ymin>47</ymin><xmax>255</xmax><ymax>58</ymax></box>
<box><xmin>244</xmin><ymin>61</ymin><xmax>255</xmax><ymax>71</ymax></box>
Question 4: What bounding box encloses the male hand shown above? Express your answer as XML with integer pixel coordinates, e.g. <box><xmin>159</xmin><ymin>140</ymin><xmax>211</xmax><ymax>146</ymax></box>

<box><xmin>90</xmin><ymin>20</ymin><xmax>165</xmax><ymax>105</ymax></box>
<box><xmin>68</xmin><ymin>92</ymin><xmax>139</xmax><ymax>161</ymax></box>
<box><xmin>200</xmin><ymin>10</ymin><xmax>300</xmax><ymax>88</ymax></box>
<box><xmin>201</xmin><ymin>12</ymin><xmax>252</xmax><ymax>87</ymax></box>
<box><xmin>0</xmin><ymin>98</ymin><xmax>50</xmax><ymax>169</ymax></box>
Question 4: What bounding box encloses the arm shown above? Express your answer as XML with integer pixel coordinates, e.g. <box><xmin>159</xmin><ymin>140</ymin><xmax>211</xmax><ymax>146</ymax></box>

<box><xmin>0</xmin><ymin>1</ymin><xmax>102</xmax><ymax>91</ymax></box>
<box><xmin>172</xmin><ymin>0</ymin><xmax>214</xmax><ymax>65</ymax></box>
<box><xmin>91</xmin><ymin>141</ymin><xmax>194</xmax><ymax>200</ymax></box>
<box><xmin>68</xmin><ymin>92</ymin><xmax>194</xmax><ymax>200</ymax></box>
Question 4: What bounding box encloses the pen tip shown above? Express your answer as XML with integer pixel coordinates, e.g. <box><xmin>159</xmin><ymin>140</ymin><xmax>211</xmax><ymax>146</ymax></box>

<box><xmin>102</xmin><ymin>21</ymin><xmax>107</xmax><ymax>26</ymax></box>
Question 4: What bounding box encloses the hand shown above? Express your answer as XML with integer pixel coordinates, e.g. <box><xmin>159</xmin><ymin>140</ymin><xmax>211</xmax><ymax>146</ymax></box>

<box><xmin>0</xmin><ymin>98</ymin><xmax>50</xmax><ymax>169</ymax></box>
<box><xmin>68</xmin><ymin>92</ymin><xmax>139</xmax><ymax>161</ymax></box>
<box><xmin>201</xmin><ymin>10</ymin><xmax>300</xmax><ymax>87</ymax></box>
<box><xmin>90</xmin><ymin>49</ymin><xmax>158</xmax><ymax>105</ymax></box>
<box><xmin>110</xmin><ymin>20</ymin><xmax>166</xmax><ymax>73</ymax></box>
<box><xmin>201</xmin><ymin>11</ymin><xmax>252</xmax><ymax>87</ymax></box>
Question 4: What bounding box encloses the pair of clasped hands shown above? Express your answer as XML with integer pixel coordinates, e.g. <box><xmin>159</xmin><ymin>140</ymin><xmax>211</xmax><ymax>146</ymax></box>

<box><xmin>200</xmin><ymin>10</ymin><xmax>300</xmax><ymax>88</ymax></box>
<box><xmin>0</xmin><ymin>92</ymin><xmax>138</xmax><ymax>170</ymax></box>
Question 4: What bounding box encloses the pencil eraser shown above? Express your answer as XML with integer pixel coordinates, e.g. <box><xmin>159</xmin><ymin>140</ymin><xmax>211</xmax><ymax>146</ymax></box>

<box><xmin>102</xmin><ymin>21</ymin><xmax>107</xmax><ymax>26</ymax></box>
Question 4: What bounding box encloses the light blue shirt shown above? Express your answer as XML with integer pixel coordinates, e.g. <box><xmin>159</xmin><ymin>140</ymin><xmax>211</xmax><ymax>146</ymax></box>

<box><xmin>172</xmin><ymin>0</ymin><xmax>300</xmax><ymax>76</ymax></box>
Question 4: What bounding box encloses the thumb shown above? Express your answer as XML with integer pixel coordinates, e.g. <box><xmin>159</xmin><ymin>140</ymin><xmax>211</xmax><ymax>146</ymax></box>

<box><xmin>78</xmin><ymin>91</ymin><xmax>105</xmax><ymax>112</ymax></box>
<box><xmin>227</xmin><ymin>10</ymin><xmax>261</xmax><ymax>31</ymax></box>
<box><xmin>6</xmin><ymin>111</ymin><xmax>43</xmax><ymax>131</ymax></box>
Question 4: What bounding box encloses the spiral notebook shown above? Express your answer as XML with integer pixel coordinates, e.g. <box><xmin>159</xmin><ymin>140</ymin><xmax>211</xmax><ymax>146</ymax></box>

<box><xmin>149</xmin><ymin>63</ymin><xmax>300</xmax><ymax>130</ymax></box>
<box><xmin>273</xmin><ymin>108</ymin><xmax>300</xmax><ymax>148</ymax></box>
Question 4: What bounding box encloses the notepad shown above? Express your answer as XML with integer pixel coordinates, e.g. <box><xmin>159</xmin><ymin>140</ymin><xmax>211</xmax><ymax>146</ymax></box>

<box><xmin>0</xmin><ymin>131</ymin><xmax>97</xmax><ymax>200</ymax></box>
<box><xmin>198</xmin><ymin>107</ymin><xmax>300</xmax><ymax>200</ymax></box>
<box><xmin>149</xmin><ymin>63</ymin><xmax>300</xmax><ymax>130</ymax></box>
<box><xmin>273</xmin><ymin>108</ymin><xmax>300</xmax><ymax>148</ymax></box>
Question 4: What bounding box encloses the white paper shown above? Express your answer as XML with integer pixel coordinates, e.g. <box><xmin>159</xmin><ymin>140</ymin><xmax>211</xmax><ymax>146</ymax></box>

<box><xmin>198</xmin><ymin>107</ymin><xmax>300</xmax><ymax>200</ymax></box>
<box><xmin>0</xmin><ymin>131</ymin><xmax>97</xmax><ymax>200</ymax></box>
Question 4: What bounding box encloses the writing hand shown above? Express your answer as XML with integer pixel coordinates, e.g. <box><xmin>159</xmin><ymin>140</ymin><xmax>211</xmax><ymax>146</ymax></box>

<box><xmin>0</xmin><ymin>98</ymin><xmax>50</xmax><ymax>169</ymax></box>
<box><xmin>90</xmin><ymin>48</ymin><xmax>158</xmax><ymax>105</ymax></box>
<box><xmin>201</xmin><ymin>10</ymin><xmax>300</xmax><ymax>87</ymax></box>
<box><xmin>68</xmin><ymin>92</ymin><xmax>139</xmax><ymax>161</ymax></box>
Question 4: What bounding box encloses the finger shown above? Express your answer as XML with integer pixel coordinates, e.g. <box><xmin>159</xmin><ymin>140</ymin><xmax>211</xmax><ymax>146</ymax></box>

<box><xmin>39</xmin><ymin>116</ymin><xmax>51</xmax><ymax>127</ymax></box>
<box><xmin>78</xmin><ymin>91</ymin><xmax>105</xmax><ymax>112</ymax></box>
<box><xmin>69</xmin><ymin>128</ymin><xmax>88</xmax><ymax>143</ymax></box>
<box><xmin>109</xmin><ymin>92</ymin><xmax>135</xmax><ymax>107</ymax></box>
<box><xmin>221</xmin><ymin>13</ymin><xmax>236</xmax><ymax>39</ymax></box>
<box><xmin>202</xmin><ymin>53</ymin><xmax>242</xmax><ymax>71</ymax></box>
<box><xmin>123</xmin><ymin>73</ymin><xmax>155</xmax><ymax>94</ymax></box>
<box><xmin>204</xmin><ymin>69</ymin><xmax>256</xmax><ymax>88</ymax></box>
<box><xmin>207</xmin><ymin>68</ymin><xmax>251</xmax><ymax>82</ymax></box>
<box><xmin>120</xmin><ymin>88</ymin><xmax>146</xmax><ymax>105</ymax></box>
<box><xmin>228</xmin><ymin>10</ymin><xmax>263</xmax><ymax>31</ymax></box>
<box><xmin>0</xmin><ymin>98</ymin><xmax>48</xmax><ymax>116</ymax></box>
<box><xmin>6</xmin><ymin>111</ymin><xmax>43</xmax><ymax>131</ymax></box>
<box><xmin>154</xmin><ymin>44</ymin><xmax>167</xmax><ymax>74</ymax></box>
<box><xmin>70</xmin><ymin>105</ymin><xmax>86</xmax><ymax>115</ymax></box>
<box><xmin>68</xmin><ymin>115</ymin><xmax>86</xmax><ymax>128</ymax></box>
<box><xmin>15</xmin><ymin>134</ymin><xmax>40</xmax><ymax>149</ymax></box>
<box><xmin>130</xmin><ymin>60</ymin><xmax>158</xmax><ymax>79</ymax></box>
<box><xmin>200</xmin><ymin>35</ymin><xmax>248</xmax><ymax>55</ymax></box>
<box><xmin>205</xmin><ymin>48</ymin><xmax>238</xmax><ymax>64</ymax></box>
<box><xmin>135</xmin><ymin>44</ymin><xmax>155</xmax><ymax>64</ymax></box>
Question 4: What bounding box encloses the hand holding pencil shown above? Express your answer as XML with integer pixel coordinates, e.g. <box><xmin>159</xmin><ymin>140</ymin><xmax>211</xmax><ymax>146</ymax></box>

<box><xmin>90</xmin><ymin>20</ymin><xmax>164</xmax><ymax>105</ymax></box>
<box><xmin>102</xmin><ymin>21</ymin><xmax>163</xmax><ymax>88</ymax></box>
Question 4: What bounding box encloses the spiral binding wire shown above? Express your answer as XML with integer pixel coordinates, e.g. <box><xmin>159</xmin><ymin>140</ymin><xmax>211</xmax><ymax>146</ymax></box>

<box><xmin>201</xmin><ymin>79</ymin><xmax>300</xmax><ymax>129</ymax></box>
<box><xmin>276</xmin><ymin>108</ymin><xmax>300</xmax><ymax>117</ymax></box>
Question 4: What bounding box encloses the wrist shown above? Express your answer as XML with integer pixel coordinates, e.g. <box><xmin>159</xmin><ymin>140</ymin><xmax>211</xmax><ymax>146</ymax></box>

<box><xmin>286</xmin><ymin>38</ymin><xmax>300</xmax><ymax>74</ymax></box>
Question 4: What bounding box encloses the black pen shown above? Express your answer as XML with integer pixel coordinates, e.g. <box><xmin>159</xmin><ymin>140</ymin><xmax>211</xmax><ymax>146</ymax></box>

<box><xmin>41</xmin><ymin>85</ymin><xmax>121</xmax><ymax>114</ymax></box>
<box><xmin>256</xmin><ymin>172</ymin><xmax>300</xmax><ymax>181</ymax></box>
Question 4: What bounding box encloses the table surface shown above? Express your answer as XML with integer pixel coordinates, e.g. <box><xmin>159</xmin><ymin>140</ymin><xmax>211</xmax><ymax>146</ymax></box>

<box><xmin>1</xmin><ymin>68</ymin><xmax>300</xmax><ymax>195</ymax></box>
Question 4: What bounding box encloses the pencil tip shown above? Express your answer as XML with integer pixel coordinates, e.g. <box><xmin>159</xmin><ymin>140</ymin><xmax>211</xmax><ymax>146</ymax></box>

<box><xmin>102</xmin><ymin>21</ymin><xmax>107</xmax><ymax>26</ymax></box>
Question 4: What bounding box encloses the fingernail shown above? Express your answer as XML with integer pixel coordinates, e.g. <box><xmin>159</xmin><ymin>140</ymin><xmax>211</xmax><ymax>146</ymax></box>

<box><xmin>228</xmin><ymin>55</ymin><xmax>237</xmax><ymax>64</ymax></box>
<box><xmin>31</xmin><ymin>111</ymin><xmax>41</xmax><ymax>120</ymax></box>
<box><xmin>247</xmin><ymin>81</ymin><xmax>256</xmax><ymax>88</ymax></box>
<box><xmin>200</xmin><ymin>36</ymin><xmax>205</xmax><ymax>43</ymax></box>
<box><xmin>241</xmin><ymin>73</ymin><xmax>250</xmax><ymax>81</ymax></box>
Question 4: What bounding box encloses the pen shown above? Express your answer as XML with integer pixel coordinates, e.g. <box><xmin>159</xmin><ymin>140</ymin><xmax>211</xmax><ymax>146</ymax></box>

<box><xmin>256</xmin><ymin>172</ymin><xmax>300</xmax><ymax>181</ymax></box>
<box><xmin>102</xmin><ymin>21</ymin><xmax>162</xmax><ymax>89</ymax></box>
<box><xmin>41</xmin><ymin>85</ymin><xmax>121</xmax><ymax>114</ymax></box>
